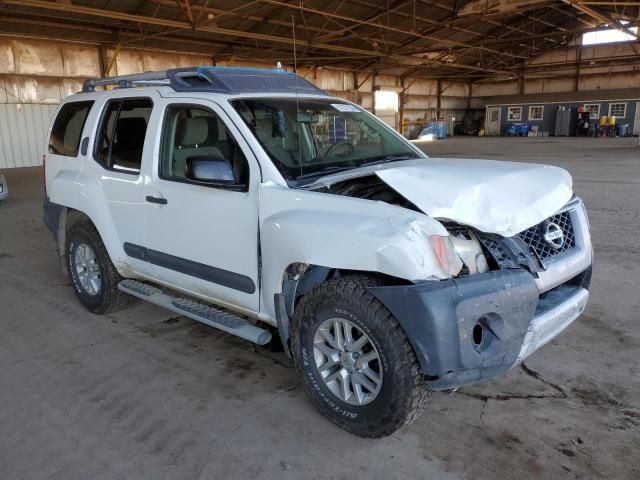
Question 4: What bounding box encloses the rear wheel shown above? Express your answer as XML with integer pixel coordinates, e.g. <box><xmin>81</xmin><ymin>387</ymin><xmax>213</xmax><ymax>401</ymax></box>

<box><xmin>291</xmin><ymin>275</ymin><xmax>429</xmax><ymax>438</ymax></box>
<box><xmin>66</xmin><ymin>221</ymin><xmax>133</xmax><ymax>314</ymax></box>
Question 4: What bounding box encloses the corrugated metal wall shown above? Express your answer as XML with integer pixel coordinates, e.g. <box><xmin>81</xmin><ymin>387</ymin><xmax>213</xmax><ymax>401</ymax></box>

<box><xmin>3</xmin><ymin>34</ymin><xmax>635</xmax><ymax>167</ymax></box>
<box><xmin>0</xmin><ymin>103</ymin><xmax>56</xmax><ymax>168</ymax></box>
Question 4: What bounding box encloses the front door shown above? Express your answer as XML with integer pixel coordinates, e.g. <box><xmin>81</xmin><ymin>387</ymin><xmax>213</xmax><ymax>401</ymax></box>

<box><xmin>634</xmin><ymin>102</ymin><xmax>640</xmax><ymax>136</ymax></box>
<box><xmin>486</xmin><ymin>107</ymin><xmax>501</xmax><ymax>136</ymax></box>
<box><xmin>145</xmin><ymin>100</ymin><xmax>260</xmax><ymax>313</ymax></box>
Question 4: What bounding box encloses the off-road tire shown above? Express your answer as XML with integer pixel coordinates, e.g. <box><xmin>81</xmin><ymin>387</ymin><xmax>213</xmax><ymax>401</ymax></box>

<box><xmin>291</xmin><ymin>275</ymin><xmax>429</xmax><ymax>438</ymax></box>
<box><xmin>66</xmin><ymin>221</ymin><xmax>133</xmax><ymax>314</ymax></box>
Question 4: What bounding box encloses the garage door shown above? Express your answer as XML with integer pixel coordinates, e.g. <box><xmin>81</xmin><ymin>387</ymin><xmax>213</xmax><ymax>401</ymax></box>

<box><xmin>0</xmin><ymin>104</ymin><xmax>57</xmax><ymax>168</ymax></box>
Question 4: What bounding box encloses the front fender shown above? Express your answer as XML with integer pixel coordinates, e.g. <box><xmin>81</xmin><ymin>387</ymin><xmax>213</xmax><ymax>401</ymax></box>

<box><xmin>259</xmin><ymin>184</ymin><xmax>451</xmax><ymax>320</ymax></box>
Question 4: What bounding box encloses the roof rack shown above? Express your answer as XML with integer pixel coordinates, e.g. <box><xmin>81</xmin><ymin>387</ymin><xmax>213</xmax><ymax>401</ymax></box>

<box><xmin>82</xmin><ymin>66</ymin><xmax>328</xmax><ymax>96</ymax></box>
<box><xmin>82</xmin><ymin>71</ymin><xmax>170</xmax><ymax>92</ymax></box>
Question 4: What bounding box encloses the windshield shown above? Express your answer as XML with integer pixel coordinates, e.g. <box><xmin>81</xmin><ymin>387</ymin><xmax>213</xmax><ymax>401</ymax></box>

<box><xmin>231</xmin><ymin>98</ymin><xmax>421</xmax><ymax>183</ymax></box>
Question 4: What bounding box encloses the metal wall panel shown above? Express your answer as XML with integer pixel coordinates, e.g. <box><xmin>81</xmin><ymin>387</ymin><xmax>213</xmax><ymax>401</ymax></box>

<box><xmin>12</xmin><ymin>39</ymin><xmax>64</xmax><ymax>76</ymax></box>
<box><xmin>0</xmin><ymin>103</ymin><xmax>56</xmax><ymax>168</ymax></box>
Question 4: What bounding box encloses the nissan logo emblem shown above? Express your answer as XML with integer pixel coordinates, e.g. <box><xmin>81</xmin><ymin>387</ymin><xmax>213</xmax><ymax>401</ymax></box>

<box><xmin>543</xmin><ymin>222</ymin><xmax>565</xmax><ymax>249</ymax></box>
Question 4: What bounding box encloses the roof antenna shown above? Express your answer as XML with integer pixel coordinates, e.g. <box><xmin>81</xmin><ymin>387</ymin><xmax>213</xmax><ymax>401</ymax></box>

<box><xmin>292</xmin><ymin>16</ymin><xmax>298</xmax><ymax>76</ymax></box>
<box><xmin>292</xmin><ymin>14</ymin><xmax>304</xmax><ymax>176</ymax></box>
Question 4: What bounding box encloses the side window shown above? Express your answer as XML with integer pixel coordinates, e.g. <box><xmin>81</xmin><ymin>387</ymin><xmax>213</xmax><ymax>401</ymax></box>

<box><xmin>94</xmin><ymin>98</ymin><xmax>153</xmax><ymax>174</ymax></box>
<box><xmin>49</xmin><ymin>101</ymin><xmax>94</xmax><ymax>157</ymax></box>
<box><xmin>160</xmin><ymin>105</ymin><xmax>249</xmax><ymax>188</ymax></box>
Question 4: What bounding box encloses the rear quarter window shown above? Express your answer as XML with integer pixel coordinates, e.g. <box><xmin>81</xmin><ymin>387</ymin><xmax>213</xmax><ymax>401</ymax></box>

<box><xmin>48</xmin><ymin>101</ymin><xmax>94</xmax><ymax>157</ymax></box>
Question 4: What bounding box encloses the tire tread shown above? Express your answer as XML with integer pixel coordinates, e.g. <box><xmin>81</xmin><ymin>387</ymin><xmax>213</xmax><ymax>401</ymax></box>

<box><xmin>291</xmin><ymin>274</ymin><xmax>429</xmax><ymax>438</ymax></box>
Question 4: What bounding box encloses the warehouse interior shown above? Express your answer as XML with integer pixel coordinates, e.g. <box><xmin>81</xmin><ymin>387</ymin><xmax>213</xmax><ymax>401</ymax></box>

<box><xmin>0</xmin><ymin>1</ymin><xmax>639</xmax><ymax>479</ymax></box>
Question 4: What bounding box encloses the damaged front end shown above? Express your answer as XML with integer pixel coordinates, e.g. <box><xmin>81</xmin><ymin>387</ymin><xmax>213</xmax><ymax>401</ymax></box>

<box><xmin>366</xmin><ymin>196</ymin><xmax>593</xmax><ymax>390</ymax></box>
<box><xmin>298</xmin><ymin>168</ymin><xmax>592</xmax><ymax>390</ymax></box>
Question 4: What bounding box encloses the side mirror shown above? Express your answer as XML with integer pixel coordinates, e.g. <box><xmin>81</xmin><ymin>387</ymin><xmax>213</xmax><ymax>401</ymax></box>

<box><xmin>185</xmin><ymin>155</ymin><xmax>238</xmax><ymax>186</ymax></box>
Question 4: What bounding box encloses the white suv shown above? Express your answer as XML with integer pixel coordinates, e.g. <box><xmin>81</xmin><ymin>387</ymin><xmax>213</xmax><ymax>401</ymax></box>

<box><xmin>43</xmin><ymin>67</ymin><xmax>593</xmax><ymax>437</ymax></box>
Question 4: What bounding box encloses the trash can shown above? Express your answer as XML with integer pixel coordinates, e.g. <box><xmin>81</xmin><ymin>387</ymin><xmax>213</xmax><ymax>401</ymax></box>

<box><xmin>618</xmin><ymin>124</ymin><xmax>630</xmax><ymax>137</ymax></box>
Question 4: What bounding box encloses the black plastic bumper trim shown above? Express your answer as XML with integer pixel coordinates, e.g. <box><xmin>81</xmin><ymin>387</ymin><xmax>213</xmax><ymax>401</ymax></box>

<box><xmin>124</xmin><ymin>242</ymin><xmax>256</xmax><ymax>294</ymax></box>
<box><xmin>368</xmin><ymin>269</ymin><xmax>541</xmax><ymax>390</ymax></box>
<box><xmin>42</xmin><ymin>197</ymin><xmax>62</xmax><ymax>239</ymax></box>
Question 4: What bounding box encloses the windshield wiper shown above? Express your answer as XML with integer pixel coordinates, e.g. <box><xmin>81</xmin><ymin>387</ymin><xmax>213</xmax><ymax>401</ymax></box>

<box><xmin>358</xmin><ymin>153</ymin><xmax>417</xmax><ymax>167</ymax></box>
<box><xmin>295</xmin><ymin>165</ymin><xmax>356</xmax><ymax>183</ymax></box>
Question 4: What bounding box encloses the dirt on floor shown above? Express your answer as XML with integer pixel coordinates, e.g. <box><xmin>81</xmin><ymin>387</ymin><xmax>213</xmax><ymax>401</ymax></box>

<box><xmin>0</xmin><ymin>136</ymin><xmax>639</xmax><ymax>479</ymax></box>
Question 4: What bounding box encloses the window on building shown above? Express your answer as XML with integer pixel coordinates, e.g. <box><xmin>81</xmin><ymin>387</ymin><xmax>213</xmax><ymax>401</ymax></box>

<box><xmin>528</xmin><ymin>105</ymin><xmax>544</xmax><ymax>121</ymax></box>
<box><xmin>583</xmin><ymin>22</ymin><xmax>638</xmax><ymax>46</ymax></box>
<box><xmin>48</xmin><ymin>101</ymin><xmax>94</xmax><ymax>157</ymax></box>
<box><xmin>608</xmin><ymin>102</ymin><xmax>627</xmax><ymax>118</ymax></box>
<box><xmin>507</xmin><ymin>106</ymin><xmax>522</xmax><ymax>121</ymax></box>
<box><xmin>583</xmin><ymin>103</ymin><xmax>601</xmax><ymax>118</ymax></box>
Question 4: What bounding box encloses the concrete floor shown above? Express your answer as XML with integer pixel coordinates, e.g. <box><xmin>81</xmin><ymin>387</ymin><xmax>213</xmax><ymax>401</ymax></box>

<box><xmin>0</xmin><ymin>136</ymin><xmax>638</xmax><ymax>479</ymax></box>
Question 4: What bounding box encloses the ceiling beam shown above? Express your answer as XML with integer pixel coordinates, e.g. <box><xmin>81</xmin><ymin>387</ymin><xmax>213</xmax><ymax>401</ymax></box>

<box><xmin>3</xmin><ymin>0</ymin><xmax>515</xmax><ymax>74</ymax></box>
<box><xmin>255</xmin><ymin>0</ymin><xmax>529</xmax><ymax>59</ymax></box>
<box><xmin>561</xmin><ymin>0</ymin><xmax>640</xmax><ymax>38</ymax></box>
<box><xmin>145</xmin><ymin>0</ymin><xmax>403</xmax><ymax>46</ymax></box>
<box><xmin>314</xmin><ymin>0</ymin><xmax>413</xmax><ymax>42</ymax></box>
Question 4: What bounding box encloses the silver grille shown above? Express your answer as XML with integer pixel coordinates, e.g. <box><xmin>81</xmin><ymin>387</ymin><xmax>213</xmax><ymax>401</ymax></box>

<box><xmin>518</xmin><ymin>211</ymin><xmax>576</xmax><ymax>262</ymax></box>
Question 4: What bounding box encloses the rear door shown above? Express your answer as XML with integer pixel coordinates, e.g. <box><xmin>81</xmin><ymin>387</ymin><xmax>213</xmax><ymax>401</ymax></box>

<box><xmin>144</xmin><ymin>98</ymin><xmax>261</xmax><ymax>314</ymax></box>
<box><xmin>85</xmin><ymin>93</ymin><xmax>159</xmax><ymax>277</ymax></box>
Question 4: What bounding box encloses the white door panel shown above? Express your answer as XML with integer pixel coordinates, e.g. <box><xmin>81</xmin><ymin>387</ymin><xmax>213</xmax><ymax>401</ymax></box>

<box><xmin>145</xmin><ymin>99</ymin><xmax>260</xmax><ymax>313</ymax></box>
<box><xmin>83</xmin><ymin>91</ymin><xmax>162</xmax><ymax>278</ymax></box>
<box><xmin>634</xmin><ymin>102</ymin><xmax>640</xmax><ymax>136</ymax></box>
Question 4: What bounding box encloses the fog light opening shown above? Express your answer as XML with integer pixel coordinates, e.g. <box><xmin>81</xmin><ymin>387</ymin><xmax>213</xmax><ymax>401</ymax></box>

<box><xmin>472</xmin><ymin>323</ymin><xmax>484</xmax><ymax>346</ymax></box>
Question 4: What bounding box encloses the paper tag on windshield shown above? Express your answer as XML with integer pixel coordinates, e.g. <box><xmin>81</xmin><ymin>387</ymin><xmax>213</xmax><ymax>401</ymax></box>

<box><xmin>332</xmin><ymin>103</ymin><xmax>360</xmax><ymax>113</ymax></box>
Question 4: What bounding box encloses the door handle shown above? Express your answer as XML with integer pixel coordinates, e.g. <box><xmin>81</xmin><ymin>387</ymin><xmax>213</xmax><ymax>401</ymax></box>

<box><xmin>80</xmin><ymin>137</ymin><xmax>89</xmax><ymax>155</ymax></box>
<box><xmin>146</xmin><ymin>195</ymin><xmax>167</xmax><ymax>205</ymax></box>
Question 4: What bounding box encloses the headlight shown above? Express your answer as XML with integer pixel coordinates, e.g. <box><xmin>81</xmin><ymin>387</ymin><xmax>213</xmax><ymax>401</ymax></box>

<box><xmin>445</xmin><ymin>226</ymin><xmax>489</xmax><ymax>275</ymax></box>
<box><xmin>429</xmin><ymin>235</ymin><xmax>463</xmax><ymax>276</ymax></box>
<box><xmin>577</xmin><ymin>197</ymin><xmax>590</xmax><ymax>232</ymax></box>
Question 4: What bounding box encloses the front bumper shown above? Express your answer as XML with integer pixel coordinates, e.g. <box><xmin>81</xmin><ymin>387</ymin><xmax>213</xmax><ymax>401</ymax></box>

<box><xmin>369</xmin><ymin>267</ymin><xmax>591</xmax><ymax>390</ymax></box>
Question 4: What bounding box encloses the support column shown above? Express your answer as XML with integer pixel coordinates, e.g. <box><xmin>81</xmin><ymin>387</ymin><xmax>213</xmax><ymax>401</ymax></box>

<box><xmin>575</xmin><ymin>39</ymin><xmax>583</xmax><ymax>92</ymax></box>
<box><xmin>399</xmin><ymin>77</ymin><xmax>405</xmax><ymax>134</ymax></box>
<box><xmin>98</xmin><ymin>46</ymin><xmax>107</xmax><ymax>78</ymax></box>
<box><xmin>436</xmin><ymin>79</ymin><xmax>442</xmax><ymax>120</ymax></box>
<box><xmin>372</xmin><ymin>72</ymin><xmax>377</xmax><ymax>115</ymax></box>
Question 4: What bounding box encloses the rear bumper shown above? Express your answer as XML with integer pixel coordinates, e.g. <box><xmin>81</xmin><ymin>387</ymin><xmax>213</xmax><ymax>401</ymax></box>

<box><xmin>368</xmin><ymin>267</ymin><xmax>591</xmax><ymax>390</ymax></box>
<box><xmin>43</xmin><ymin>196</ymin><xmax>62</xmax><ymax>239</ymax></box>
<box><xmin>0</xmin><ymin>174</ymin><xmax>8</xmax><ymax>201</ymax></box>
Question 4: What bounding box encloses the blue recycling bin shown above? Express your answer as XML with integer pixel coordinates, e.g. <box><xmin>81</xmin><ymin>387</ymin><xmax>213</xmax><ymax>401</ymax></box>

<box><xmin>429</xmin><ymin>121</ymin><xmax>447</xmax><ymax>139</ymax></box>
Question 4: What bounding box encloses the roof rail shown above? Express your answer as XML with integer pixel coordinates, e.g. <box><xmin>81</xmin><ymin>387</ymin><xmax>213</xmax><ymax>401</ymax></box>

<box><xmin>82</xmin><ymin>66</ymin><xmax>328</xmax><ymax>96</ymax></box>
<box><xmin>82</xmin><ymin>71</ymin><xmax>170</xmax><ymax>92</ymax></box>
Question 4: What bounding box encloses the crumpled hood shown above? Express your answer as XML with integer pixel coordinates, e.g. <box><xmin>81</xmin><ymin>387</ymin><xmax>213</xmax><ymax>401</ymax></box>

<box><xmin>375</xmin><ymin>158</ymin><xmax>573</xmax><ymax>237</ymax></box>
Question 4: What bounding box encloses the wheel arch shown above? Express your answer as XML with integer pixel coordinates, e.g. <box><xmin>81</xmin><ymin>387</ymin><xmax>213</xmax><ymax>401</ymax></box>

<box><xmin>274</xmin><ymin>262</ymin><xmax>411</xmax><ymax>357</ymax></box>
<box><xmin>56</xmin><ymin>208</ymin><xmax>128</xmax><ymax>279</ymax></box>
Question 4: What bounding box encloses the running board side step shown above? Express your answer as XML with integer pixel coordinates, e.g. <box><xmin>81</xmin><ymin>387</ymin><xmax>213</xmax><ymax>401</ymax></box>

<box><xmin>118</xmin><ymin>279</ymin><xmax>272</xmax><ymax>345</ymax></box>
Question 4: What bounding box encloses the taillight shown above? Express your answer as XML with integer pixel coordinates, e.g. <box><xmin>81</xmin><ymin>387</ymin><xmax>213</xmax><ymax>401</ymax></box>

<box><xmin>42</xmin><ymin>154</ymin><xmax>47</xmax><ymax>197</ymax></box>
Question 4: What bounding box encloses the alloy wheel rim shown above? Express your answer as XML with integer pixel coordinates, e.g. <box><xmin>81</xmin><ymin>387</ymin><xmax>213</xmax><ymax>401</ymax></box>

<box><xmin>313</xmin><ymin>317</ymin><xmax>383</xmax><ymax>406</ymax></box>
<box><xmin>74</xmin><ymin>243</ymin><xmax>101</xmax><ymax>296</ymax></box>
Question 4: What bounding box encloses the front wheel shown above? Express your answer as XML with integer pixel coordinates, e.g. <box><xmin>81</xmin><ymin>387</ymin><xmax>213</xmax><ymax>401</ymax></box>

<box><xmin>291</xmin><ymin>275</ymin><xmax>429</xmax><ymax>438</ymax></box>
